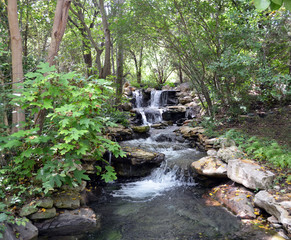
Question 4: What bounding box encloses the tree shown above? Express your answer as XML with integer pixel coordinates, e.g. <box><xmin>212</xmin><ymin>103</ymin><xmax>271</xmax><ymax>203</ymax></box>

<box><xmin>7</xmin><ymin>0</ymin><xmax>26</xmax><ymax>133</ymax></box>
<box><xmin>34</xmin><ymin>0</ymin><xmax>72</xmax><ymax>134</ymax></box>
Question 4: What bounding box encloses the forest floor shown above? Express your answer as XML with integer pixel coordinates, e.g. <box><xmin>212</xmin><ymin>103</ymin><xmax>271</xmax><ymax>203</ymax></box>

<box><xmin>217</xmin><ymin>104</ymin><xmax>291</xmax><ymax>149</ymax></box>
<box><xmin>215</xmin><ymin>104</ymin><xmax>291</xmax><ymax>191</ymax></box>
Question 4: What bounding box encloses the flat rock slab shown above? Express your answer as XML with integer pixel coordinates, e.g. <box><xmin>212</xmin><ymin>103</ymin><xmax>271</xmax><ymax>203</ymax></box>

<box><xmin>210</xmin><ymin>184</ymin><xmax>256</xmax><ymax>219</ymax></box>
<box><xmin>35</xmin><ymin>207</ymin><xmax>99</xmax><ymax>237</ymax></box>
<box><xmin>255</xmin><ymin>190</ymin><xmax>291</xmax><ymax>234</ymax></box>
<box><xmin>179</xmin><ymin>126</ymin><xmax>205</xmax><ymax>138</ymax></box>
<box><xmin>114</xmin><ymin>146</ymin><xmax>165</xmax><ymax>165</ymax></box>
<box><xmin>191</xmin><ymin>156</ymin><xmax>227</xmax><ymax>178</ymax></box>
<box><xmin>227</xmin><ymin>159</ymin><xmax>275</xmax><ymax>190</ymax></box>
<box><xmin>53</xmin><ymin>192</ymin><xmax>81</xmax><ymax>209</ymax></box>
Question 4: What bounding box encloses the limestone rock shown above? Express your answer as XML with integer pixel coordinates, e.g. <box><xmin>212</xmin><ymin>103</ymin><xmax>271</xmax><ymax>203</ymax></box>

<box><xmin>131</xmin><ymin>125</ymin><xmax>150</xmax><ymax>133</ymax></box>
<box><xmin>53</xmin><ymin>192</ymin><xmax>81</xmax><ymax>209</ymax></box>
<box><xmin>35</xmin><ymin>207</ymin><xmax>99</xmax><ymax>237</ymax></box>
<box><xmin>255</xmin><ymin>191</ymin><xmax>291</xmax><ymax>233</ymax></box>
<box><xmin>207</xmin><ymin>149</ymin><xmax>217</xmax><ymax>157</ymax></box>
<box><xmin>35</xmin><ymin>197</ymin><xmax>53</xmax><ymax>208</ymax></box>
<box><xmin>217</xmin><ymin>146</ymin><xmax>244</xmax><ymax>163</ymax></box>
<box><xmin>227</xmin><ymin>159</ymin><xmax>275</xmax><ymax>190</ymax></box>
<box><xmin>211</xmin><ymin>184</ymin><xmax>256</xmax><ymax>219</ymax></box>
<box><xmin>2</xmin><ymin>219</ymin><xmax>38</xmax><ymax>240</ymax></box>
<box><xmin>29</xmin><ymin>208</ymin><xmax>56</xmax><ymax>220</ymax></box>
<box><xmin>111</xmin><ymin>146</ymin><xmax>165</xmax><ymax>177</ymax></box>
<box><xmin>191</xmin><ymin>156</ymin><xmax>227</xmax><ymax>178</ymax></box>
<box><xmin>107</xmin><ymin>124</ymin><xmax>133</xmax><ymax>141</ymax></box>
<box><xmin>179</xmin><ymin>126</ymin><xmax>205</xmax><ymax>139</ymax></box>
<box><xmin>19</xmin><ymin>203</ymin><xmax>38</xmax><ymax>217</ymax></box>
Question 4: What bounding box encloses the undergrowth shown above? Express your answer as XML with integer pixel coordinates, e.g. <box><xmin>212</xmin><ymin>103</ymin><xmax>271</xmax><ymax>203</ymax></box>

<box><xmin>223</xmin><ymin>129</ymin><xmax>291</xmax><ymax>169</ymax></box>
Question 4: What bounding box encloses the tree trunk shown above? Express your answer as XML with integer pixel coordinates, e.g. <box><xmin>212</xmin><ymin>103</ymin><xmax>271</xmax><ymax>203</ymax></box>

<box><xmin>35</xmin><ymin>0</ymin><xmax>71</xmax><ymax>134</ymax></box>
<box><xmin>99</xmin><ymin>0</ymin><xmax>111</xmax><ymax>79</ymax></box>
<box><xmin>7</xmin><ymin>0</ymin><xmax>26</xmax><ymax>133</ymax></box>
<box><xmin>47</xmin><ymin>0</ymin><xmax>72</xmax><ymax>66</ymax></box>
<box><xmin>116</xmin><ymin>41</ymin><xmax>124</xmax><ymax>104</ymax></box>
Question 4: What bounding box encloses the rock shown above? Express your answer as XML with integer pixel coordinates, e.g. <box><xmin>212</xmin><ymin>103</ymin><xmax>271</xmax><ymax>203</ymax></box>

<box><xmin>131</xmin><ymin>125</ymin><xmax>150</xmax><ymax>133</ymax></box>
<box><xmin>255</xmin><ymin>191</ymin><xmax>291</xmax><ymax>233</ymax></box>
<box><xmin>162</xmin><ymin>105</ymin><xmax>187</xmax><ymax>122</ymax></box>
<box><xmin>111</xmin><ymin>146</ymin><xmax>165</xmax><ymax>177</ymax></box>
<box><xmin>207</xmin><ymin>149</ymin><xmax>217</xmax><ymax>157</ymax></box>
<box><xmin>53</xmin><ymin>192</ymin><xmax>81</xmax><ymax>209</ymax></box>
<box><xmin>217</xmin><ymin>146</ymin><xmax>244</xmax><ymax>163</ymax></box>
<box><xmin>35</xmin><ymin>208</ymin><xmax>99</xmax><ymax>237</ymax></box>
<box><xmin>191</xmin><ymin>156</ymin><xmax>227</xmax><ymax>178</ymax></box>
<box><xmin>205</xmin><ymin>138</ymin><xmax>219</xmax><ymax>146</ymax></box>
<box><xmin>107</xmin><ymin>124</ymin><xmax>133</xmax><ymax>141</ymax></box>
<box><xmin>176</xmin><ymin>82</ymin><xmax>191</xmax><ymax>92</ymax></box>
<box><xmin>19</xmin><ymin>203</ymin><xmax>38</xmax><ymax>217</ymax></box>
<box><xmin>179</xmin><ymin>126</ymin><xmax>205</xmax><ymax>139</ymax></box>
<box><xmin>227</xmin><ymin>159</ymin><xmax>275</xmax><ymax>190</ymax></box>
<box><xmin>35</xmin><ymin>197</ymin><xmax>54</xmax><ymax>208</ymax></box>
<box><xmin>179</xmin><ymin>96</ymin><xmax>192</xmax><ymax>105</ymax></box>
<box><xmin>211</xmin><ymin>184</ymin><xmax>256</xmax><ymax>219</ymax></box>
<box><xmin>29</xmin><ymin>208</ymin><xmax>57</xmax><ymax>220</ymax></box>
<box><xmin>2</xmin><ymin>219</ymin><xmax>38</xmax><ymax>240</ymax></box>
<box><xmin>220</xmin><ymin>138</ymin><xmax>236</xmax><ymax>148</ymax></box>
<box><xmin>121</xmin><ymin>102</ymin><xmax>133</xmax><ymax>111</ymax></box>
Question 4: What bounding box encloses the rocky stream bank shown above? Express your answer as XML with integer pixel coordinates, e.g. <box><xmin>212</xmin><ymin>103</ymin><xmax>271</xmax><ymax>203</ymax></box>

<box><xmin>3</xmin><ymin>83</ymin><xmax>291</xmax><ymax>240</ymax></box>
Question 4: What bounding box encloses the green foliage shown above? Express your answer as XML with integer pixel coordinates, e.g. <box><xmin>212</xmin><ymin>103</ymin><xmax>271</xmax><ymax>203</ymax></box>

<box><xmin>223</xmin><ymin>129</ymin><xmax>291</xmax><ymax>168</ymax></box>
<box><xmin>254</xmin><ymin>0</ymin><xmax>291</xmax><ymax>11</ymax></box>
<box><xmin>0</xmin><ymin>63</ymin><xmax>126</xmax><ymax>198</ymax></box>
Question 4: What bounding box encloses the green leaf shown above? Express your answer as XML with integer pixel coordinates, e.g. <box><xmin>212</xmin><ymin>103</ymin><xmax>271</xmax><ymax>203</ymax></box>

<box><xmin>270</xmin><ymin>2</ymin><xmax>281</xmax><ymax>9</ymax></box>
<box><xmin>284</xmin><ymin>0</ymin><xmax>291</xmax><ymax>10</ymax></box>
<box><xmin>0</xmin><ymin>213</ymin><xmax>8</xmax><ymax>222</ymax></box>
<box><xmin>42</xmin><ymin>98</ymin><xmax>53</xmax><ymax>109</ymax></box>
<box><xmin>2</xmin><ymin>139</ymin><xmax>22</xmax><ymax>149</ymax></box>
<box><xmin>73</xmin><ymin>169</ymin><xmax>90</xmax><ymax>184</ymax></box>
<box><xmin>271</xmin><ymin>0</ymin><xmax>282</xmax><ymax>5</ymax></box>
<box><xmin>254</xmin><ymin>0</ymin><xmax>271</xmax><ymax>10</ymax></box>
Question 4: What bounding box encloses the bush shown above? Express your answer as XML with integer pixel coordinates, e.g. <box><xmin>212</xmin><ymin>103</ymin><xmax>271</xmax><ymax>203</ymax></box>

<box><xmin>0</xmin><ymin>63</ymin><xmax>126</xmax><ymax>197</ymax></box>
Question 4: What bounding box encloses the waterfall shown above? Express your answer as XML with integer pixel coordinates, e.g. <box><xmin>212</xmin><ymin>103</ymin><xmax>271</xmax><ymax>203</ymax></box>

<box><xmin>150</xmin><ymin>90</ymin><xmax>162</xmax><ymax>107</ymax></box>
<box><xmin>133</xmin><ymin>89</ymin><xmax>165</xmax><ymax>125</ymax></box>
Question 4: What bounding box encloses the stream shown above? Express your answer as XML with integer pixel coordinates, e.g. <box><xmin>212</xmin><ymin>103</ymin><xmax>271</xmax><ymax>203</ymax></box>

<box><xmin>82</xmin><ymin>128</ymin><xmax>273</xmax><ymax>240</ymax></box>
<box><xmin>74</xmin><ymin>90</ymin><xmax>277</xmax><ymax>240</ymax></box>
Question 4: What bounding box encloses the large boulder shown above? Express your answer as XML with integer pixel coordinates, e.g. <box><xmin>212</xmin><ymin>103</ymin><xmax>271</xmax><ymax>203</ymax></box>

<box><xmin>217</xmin><ymin>146</ymin><xmax>244</xmax><ymax>163</ymax></box>
<box><xmin>111</xmin><ymin>146</ymin><xmax>165</xmax><ymax>177</ymax></box>
<box><xmin>2</xmin><ymin>219</ymin><xmax>38</xmax><ymax>240</ymax></box>
<box><xmin>35</xmin><ymin>208</ymin><xmax>99</xmax><ymax>237</ymax></box>
<box><xmin>162</xmin><ymin>106</ymin><xmax>187</xmax><ymax>122</ymax></box>
<box><xmin>211</xmin><ymin>184</ymin><xmax>256</xmax><ymax>219</ymax></box>
<box><xmin>227</xmin><ymin>159</ymin><xmax>275</xmax><ymax>190</ymax></box>
<box><xmin>191</xmin><ymin>156</ymin><xmax>227</xmax><ymax>178</ymax></box>
<box><xmin>255</xmin><ymin>191</ymin><xmax>291</xmax><ymax>234</ymax></box>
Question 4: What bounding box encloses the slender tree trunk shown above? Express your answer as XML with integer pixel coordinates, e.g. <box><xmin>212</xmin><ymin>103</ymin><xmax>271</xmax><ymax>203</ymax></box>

<box><xmin>35</xmin><ymin>0</ymin><xmax>71</xmax><ymax>134</ymax></box>
<box><xmin>99</xmin><ymin>0</ymin><xmax>111</xmax><ymax>79</ymax></box>
<box><xmin>7</xmin><ymin>0</ymin><xmax>26</xmax><ymax>133</ymax></box>
<box><xmin>116</xmin><ymin>41</ymin><xmax>124</xmax><ymax>104</ymax></box>
<box><xmin>47</xmin><ymin>0</ymin><xmax>72</xmax><ymax>66</ymax></box>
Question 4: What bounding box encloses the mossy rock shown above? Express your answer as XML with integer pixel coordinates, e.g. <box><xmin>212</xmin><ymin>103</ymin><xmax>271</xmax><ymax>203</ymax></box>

<box><xmin>131</xmin><ymin>125</ymin><xmax>150</xmax><ymax>133</ymax></box>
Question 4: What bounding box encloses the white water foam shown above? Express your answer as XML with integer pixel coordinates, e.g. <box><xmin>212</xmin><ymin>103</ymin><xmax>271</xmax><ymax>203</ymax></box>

<box><xmin>112</xmin><ymin>163</ymin><xmax>196</xmax><ymax>202</ymax></box>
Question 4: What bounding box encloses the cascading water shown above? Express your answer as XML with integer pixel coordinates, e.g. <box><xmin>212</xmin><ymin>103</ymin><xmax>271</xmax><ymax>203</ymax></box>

<box><xmin>81</xmin><ymin>127</ymin><xmax>273</xmax><ymax>240</ymax></box>
<box><xmin>133</xmin><ymin>89</ymin><xmax>164</xmax><ymax>125</ymax></box>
